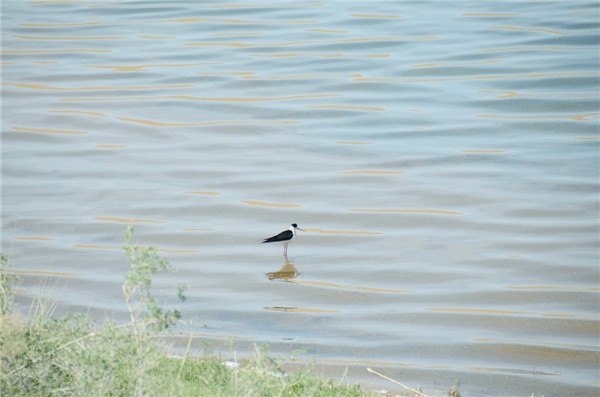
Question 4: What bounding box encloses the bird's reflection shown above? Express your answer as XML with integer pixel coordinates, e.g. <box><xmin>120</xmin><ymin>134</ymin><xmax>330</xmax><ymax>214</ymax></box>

<box><xmin>266</xmin><ymin>256</ymin><xmax>300</xmax><ymax>281</ymax></box>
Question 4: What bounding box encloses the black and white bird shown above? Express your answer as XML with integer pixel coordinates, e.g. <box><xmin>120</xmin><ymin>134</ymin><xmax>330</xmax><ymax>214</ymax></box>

<box><xmin>262</xmin><ymin>223</ymin><xmax>304</xmax><ymax>256</ymax></box>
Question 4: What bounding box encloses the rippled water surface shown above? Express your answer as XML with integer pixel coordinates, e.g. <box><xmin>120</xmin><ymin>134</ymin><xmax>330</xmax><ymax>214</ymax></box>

<box><xmin>2</xmin><ymin>1</ymin><xmax>599</xmax><ymax>396</ymax></box>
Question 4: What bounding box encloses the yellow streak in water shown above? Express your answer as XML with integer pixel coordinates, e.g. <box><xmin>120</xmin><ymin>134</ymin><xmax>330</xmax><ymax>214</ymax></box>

<box><xmin>463</xmin><ymin>13</ymin><xmax>521</xmax><ymax>16</ymax></box>
<box><xmin>49</xmin><ymin>110</ymin><xmax>108</xmax><ymax>117</ymax></box>
<box><xmin>13</xmin><ymin>35</ymin><xmax>126</xmax><ymax>40</ymax></box>
<box><xmin>185</xmin><ymin>191</ymin><xmax>220</xmax><ymax>195</ymax></box>
<box><xmin>20</xmin><ymin>17</ymin><xmax>317</xmax><ymax>27</ymax></box>
<box><xmin>304</xmin><ymin>29</ymin><xmax>348</xmax><ymax>33</ymax></box>
<box><xmin>307</xmin><ymin>105</ymin><xmax>386</xmax><ymax>111</ymax></box>
<box><xmin>479</xmin><ymin>90</ymin><xmax>520</xmax><ymax>98</ymax></box>
<box><xmin>428</xmin><ymin>307</ymin><xmax>598</xmax><ymax>319</ymax></box>
<box><xmin>17</xmin><ymin>21</ymin><xmax>115</xmax><ymax>27</ymax></box>
<box><xmin>468</xmin><ymin>366</ymin><xmax>562</xmax><ymax>376</ymax></box>
<box><xmin>461</xmin><ymin>150</ymin><xmax>506</xmax><ymax>153</ymax></box>
<box><xmin>28</xmin><ymin>1</ymin><xmax>97</xmax><ymax>4</ymax></box>
<box><xmin>13</xmin><ymin>237</ymin><xmax>55</xmax><ymax>241</ymax></box>
<box><xmin>357</xmin><ymin>71</ymin><xmax>600</xmax><ymax>83</ymax></box>
<box><xmin>410</xmin><ymin>63</ymin><xmax>437</xmax><ymax>68</ymax></box>
<box><xmin>2</xmin><ymin>49</ymin><xmax>111</xmax><ymax>54</ymax></box>
<box><xmin>349</xmin><ymin>14</ymin><xmax>402</xmax><ymax>18</ymax></box>
<box><xmin>411</xmin><ymin>60</ymin><xmax>503</xmax><ymax>68</ymax></box>
<box><xmin>473</xmin><ymin>337</ymin><xmax>600</xmax><ymax>349</ymax></box>
<box><xmin>61</xmin><ymin>94</ymin><xmax>339</xmax><ymax>102</ymax></box>
<box><xmin>94</xmin><ymin>217</ymin><xmax>166</xmax><ymax>223</ymax></box>
<box><xmin>159</xmin><ymin>17</ymin><xmax>317</xmax><ymax>24</ymax></box>
<box><xmin>116</xmin><ymin>117</ymin><xmax>207</xmax><ymax>127</ymax></box>
<box><xmin>479</xmin><ymin>90</ymin><xmax>599</xmax><ymax>99</ymax></box>
<box><xmin>574</xmin><ymin>137</ymin><xmax>599</xmax><ymax>140</ymax></box>
<box><xmin>478</xmin><ymin>112</ymin><xmax>599</xmax><ymax>121</ymax></box>
<box><xmin>337</xmin><ymin>171</ymin><xmax>405</xmax><ymax>174</ymax></box>
<box><xmin>208</xmin><ymin>4</ymin><xmax>323</xmax><ymax>9</ymax></box>
<box><xmin>287</xmin><ymin>279</ymin><xmax>410</xmax><ymax>293</ymax></box>
<box><xmin>488</xmin><ymin>26</ymin><xmax>566</xmax><ymax>35</ymax></box>
<box><xmin>4</xmin><ymin>82</ymin><xmax>193</xmax><ymax>91</ymax></box>
<box><xmin>182</xmin><ymin>36</ymin><xmax>436</xmax><ymax>47</ymax></box>
<box><xmin>116</xmin><ymin>117</ymin><xmax>300</xmax><ymax>127</ymax></box>
<box><xmin>428</xmin><ymin>307</ymin><xmax>534</xmax><ymax>315</ymax></box>
<box><xmin>336</xmin><ymin>141</ymin><xmax>373</xmax><ymax>145</ymax></box>
<box><xmin>477</xmin><ymin>46</ymin><xmax>597</xmax><ymax>52</ymax></box>
<box><xmin>11</xmin><ymin>126</ymin><xmax>88</xmax><ymax>134</ymax></box>
<box><xmin>505</xmin><ymin>285</ymin><xmax>600</xmax><ymax>291</ymax></box>
<box><xmin>302</xmin><ymin>228</ymin><xmax>383</xmax><ymax>235</ymax></box>
<box><xmin>87</xmin><ymin>5</ymin><xmax>134</xmax><ymax>8</ymax></box>
<box><xmin>241</xmin><ymin>200</ymin><xmax>301</xmax><ymax>208</ymax></box>
<box><xmin>243</xmin><ymin>73</ymin><xmax>362</xmax><ymax>80</ymax></box>
<box><xmin>138</xmin><ymin>36</ymin><xmax>175</xmax><ymax>39</ymax></box>
<box><xmin>85</xmin><ymin>63</ymin><xmax>222</xmax><ymax>72</ymax></box>
<box><xmin>250</xmin><ymin>53</ymin><xmax>391</xmax><ymax>58</ymax></box>
<box><xmin>0</xmin><ymin>268</ymin><xmax>82</xmax><ymax>277</ymax></box>
<box><xmin>263</xmin><ymin>306</ymin><xmax>341</xmax><ymax>313</ymax></box>
<box><xmin>196</xmin><ymin>72</ymin><xmax>258</xmax><ymax>76</ymax></box>
<box><xmin>349</xmin><ymin>209</ymin><xmax>463</xmax><ymax>215</ymax></box>
<box><xmin>210</xmin><ymin>32</ymin><xmax>263</xmax><ymax>37</ymax></box>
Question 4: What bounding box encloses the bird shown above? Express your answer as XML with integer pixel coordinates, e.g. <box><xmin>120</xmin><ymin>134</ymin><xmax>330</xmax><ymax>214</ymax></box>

<box><xmin>262</xmin><ymin>223</ymin><xmax>304</xmax><ymax>256</ymax></box>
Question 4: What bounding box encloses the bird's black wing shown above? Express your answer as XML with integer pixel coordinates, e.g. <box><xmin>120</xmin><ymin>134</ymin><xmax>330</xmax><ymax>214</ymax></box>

<box><xmin>262</xmin><ymin>230</ymin><xmax>293</xmax><ymax>243</ymax></box>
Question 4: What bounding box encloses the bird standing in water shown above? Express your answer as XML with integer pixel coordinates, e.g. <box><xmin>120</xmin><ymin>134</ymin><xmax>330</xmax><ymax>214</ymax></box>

<box><xmin>262</xmin><ymin>223</ymin><xmax>304</xmax><ymax>256</ymax></box>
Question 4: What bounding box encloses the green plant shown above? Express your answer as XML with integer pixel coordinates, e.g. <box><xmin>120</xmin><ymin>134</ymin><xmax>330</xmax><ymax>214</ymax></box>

<box><xmin>119</xmin><ymin>226</ymin><xmax>188</xmax><ymax>396</ymax></box>
<box><xmin>1</xmin><ymin>229</ymin><xmax>187</xmax><ymax>396</ymax></box>
<box><xmin>121</xmin><ymin>226</ymin><xmax>186</xmax><ymax>336</ymax></box>
<box><xmin>0</xmin><ymin>254</ymin><xmax>19</xmax><ymax>315</ymax></box>
<box><xmin>448</xmin><ymin>379</ymin><xmax>461</xmax><ymax>397</ymax></box>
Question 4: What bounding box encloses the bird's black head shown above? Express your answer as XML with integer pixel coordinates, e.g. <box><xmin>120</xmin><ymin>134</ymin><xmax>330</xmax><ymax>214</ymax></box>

<box><xmin>291</xmin><ymin>223</ymin><xmax>298</xmax><ymax>228</ymax></box>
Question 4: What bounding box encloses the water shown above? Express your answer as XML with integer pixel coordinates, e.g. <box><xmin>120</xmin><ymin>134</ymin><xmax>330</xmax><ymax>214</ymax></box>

<box><xmin>2</xmin><ymin>1</ymin><xmax>599</xmax><ymax>396</ymax></box>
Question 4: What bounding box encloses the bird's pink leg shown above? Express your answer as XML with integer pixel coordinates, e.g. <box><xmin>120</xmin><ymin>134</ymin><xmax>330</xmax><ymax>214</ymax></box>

<box><xmin>283</xmin><ymin>243</ymin><xmax>288</xmax><ymax>256</ymax></box>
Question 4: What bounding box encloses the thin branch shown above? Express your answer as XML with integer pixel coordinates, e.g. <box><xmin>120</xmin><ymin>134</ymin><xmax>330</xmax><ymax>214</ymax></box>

<box><xmin>171</xmin><ymin>331</ymin><xmax>194</xmax><ymax>396</ymax></box>
<box><xmin>366</xmin><ymin>368</ymin><xmax>431</xmax><ymax>397</ymax></box>
<box><xmin>8</xmin><ymin>322</ymin><xmax>133</xmax><ymax>377</ymax></box>
<box><xmin>124</xmin><ymin>284</ymin><xmax>140</xmax><ymax>344</ymax></box>
<box><xmin>9</xmin><ymin>332</ymin><xmax>96</xmax><ymax>377</ymax></box>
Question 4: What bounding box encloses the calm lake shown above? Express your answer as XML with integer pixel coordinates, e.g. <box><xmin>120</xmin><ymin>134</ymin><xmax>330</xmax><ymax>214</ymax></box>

<box><xmin>2</xmin><ymin>1</ymin><xmax>599</xmax><ymax>396</ymax></box>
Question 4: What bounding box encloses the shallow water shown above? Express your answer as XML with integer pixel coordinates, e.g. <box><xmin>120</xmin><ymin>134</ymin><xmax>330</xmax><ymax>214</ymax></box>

<box><xmin>2</xmin><ymin>1</ymin><xmax>599</xmax><ymax>396</ymax></box>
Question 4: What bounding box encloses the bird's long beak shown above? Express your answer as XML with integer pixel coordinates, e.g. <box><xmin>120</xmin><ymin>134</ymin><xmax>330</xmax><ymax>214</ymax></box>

<box><xmin>297</xmin><ymin>227</ymin><xmax>305</xmax><ymax>232</ymax></box>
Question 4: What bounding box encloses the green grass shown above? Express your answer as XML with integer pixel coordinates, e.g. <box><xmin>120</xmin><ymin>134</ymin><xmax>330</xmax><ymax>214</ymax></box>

<box><xmin>1</xmin><ymin>311</ymin><xmax>371</xmax><ymax>396</ymax></box>
<box><xmin>0</xmin><ymin>229</ymin><xmax>383</xmax><ymax>397</ymax></box>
